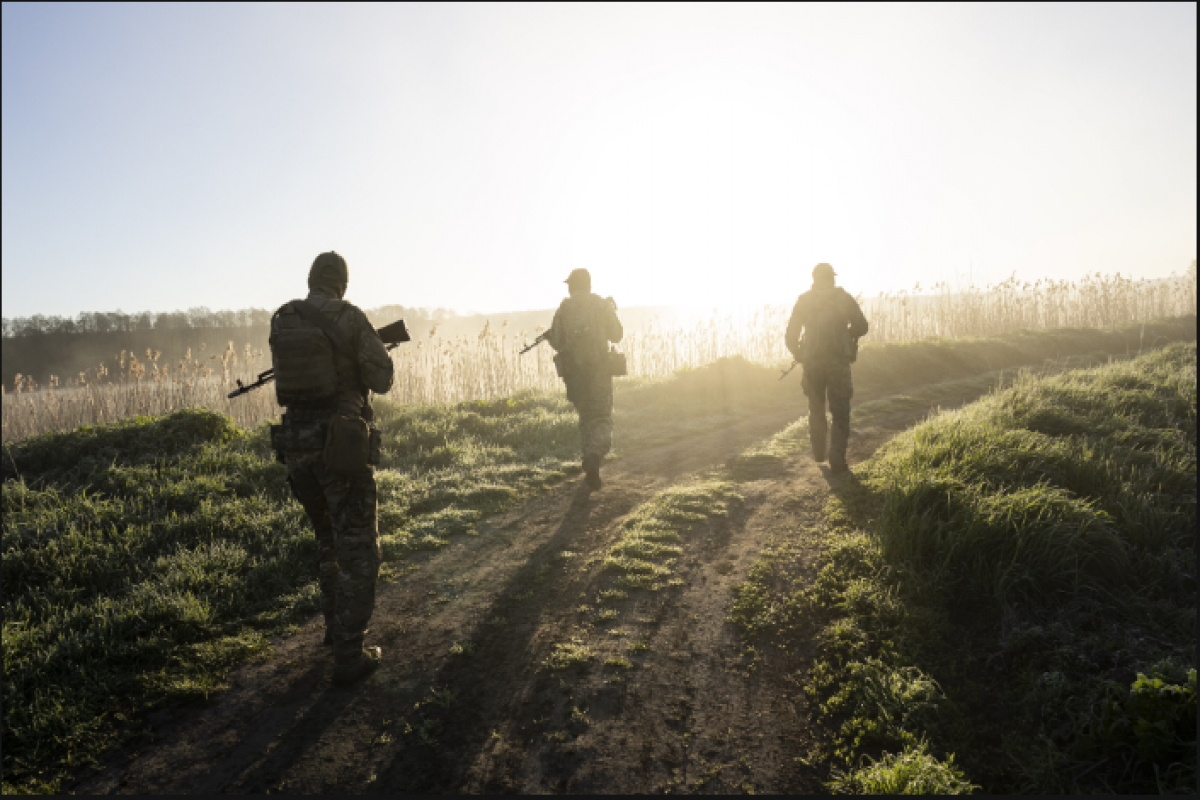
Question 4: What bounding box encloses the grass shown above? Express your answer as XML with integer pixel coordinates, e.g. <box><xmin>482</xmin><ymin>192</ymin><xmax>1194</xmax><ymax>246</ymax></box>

<box><xmin>2</xmin><ymin>320</ymin><xmax>1194</xmax><ymax>792</ymax></box>
<box><xmin>760</xmin><ymin>342</ymin><xmax>1196</xmax><ymax>793</ymax></box>
<box><xmin>543</xmin><ymin>641</ymin><xmax>593</xmax><ymax>671</ymax></box>
<box><xmin>601</xmin><ymin>479</ymin><xmax>742</xmax><ymax>591</ymax></box>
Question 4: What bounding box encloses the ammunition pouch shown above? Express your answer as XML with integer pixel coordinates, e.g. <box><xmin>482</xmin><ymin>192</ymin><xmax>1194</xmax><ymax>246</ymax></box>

<box><xmin>323</xmin><ymin>414</ymin><xmax>380</xmax><ymax>476</ymax></box>
<box><xmin>269</xmin><ymin>424</ymin><xmax>287</xmax><ymax>464</ymax></box>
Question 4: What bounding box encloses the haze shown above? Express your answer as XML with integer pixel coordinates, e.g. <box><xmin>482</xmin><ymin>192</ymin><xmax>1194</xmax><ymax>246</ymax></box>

<box><xmin>2</xmin><ymin>2</ymin><xmax>1196</xmax><ymax>319</ymax></box>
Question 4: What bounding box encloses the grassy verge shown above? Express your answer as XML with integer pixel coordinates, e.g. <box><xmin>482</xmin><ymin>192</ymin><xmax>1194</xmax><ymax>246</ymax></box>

<box><xmin>733</xmin><ymin>342</ymin><xmax>1196</xmax><ymax>793</ymax></box>
<box><xmin>1</xmin><ymin>319</ymin><xmax>1193</xmax><ymax>792</ymax></box>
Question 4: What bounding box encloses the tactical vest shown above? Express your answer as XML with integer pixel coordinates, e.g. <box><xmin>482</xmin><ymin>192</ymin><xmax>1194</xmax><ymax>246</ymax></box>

<box><xmin>801</xmin><ymin>289</ymin><xmax>856</xmax><ymax>364</ymax></box>
<box><xmin>269</xmin><ymin>299</ymin><xmax>347</xmax><ymax>408</ymax></box>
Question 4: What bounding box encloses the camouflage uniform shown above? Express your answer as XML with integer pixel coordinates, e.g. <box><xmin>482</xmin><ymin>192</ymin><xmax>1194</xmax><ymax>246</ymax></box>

<box><xmin>546</xmin><ymin>285</ymin><xmax>623</xmax><ymax>472</ymax></box>
<box><xmin>270</xmin><ymin>254</ymin><xmax>394</xmax><ymax>661</ymax></box>
<box><xmin>785</xmin><ymin>278</ymin><xmax>869</xmax><ymax>470</ymax></box>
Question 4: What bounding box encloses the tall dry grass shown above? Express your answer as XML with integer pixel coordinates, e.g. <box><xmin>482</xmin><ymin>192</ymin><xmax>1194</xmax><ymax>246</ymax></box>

<box><xmin>3</xmin><ymin>269</ymin><xmax>1195</xmax><ymax>442</ymax></box>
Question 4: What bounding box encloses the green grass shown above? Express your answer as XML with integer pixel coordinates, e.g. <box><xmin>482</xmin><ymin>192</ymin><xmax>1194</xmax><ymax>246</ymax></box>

<box><xmin>827</xmin><ymin>742</ymin><xmax>978</xmax><ymax>794</ymax></box>
<box><xmin>796</xmin><ymin>342</ymin><xmax>1196</xmax><ymax>793</ymax></box>
<box><xmin>601</xmin><ymin>479</ymin><xmax>742</xmax><ymax>591</ymax></box>
<box><xmin>1</xmin><ymin>318</ymin><xmax>1193</xmax><ymax>792</ymax></box>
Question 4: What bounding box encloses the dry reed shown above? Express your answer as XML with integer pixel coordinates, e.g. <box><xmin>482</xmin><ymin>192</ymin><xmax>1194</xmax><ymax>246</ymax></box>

<box><xmin>3</xmin><ymin>269</ymin><xmax>1195</xmax><ymax>441</ymax></box>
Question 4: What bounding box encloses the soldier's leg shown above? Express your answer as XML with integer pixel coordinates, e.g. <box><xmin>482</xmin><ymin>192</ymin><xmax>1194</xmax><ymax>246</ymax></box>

<box><xmin>581</xmin><ymin>373</ymin><xmax>614</xmax><ymax>460</ymax></box>
<box><xmin>319</xmin><ymin>468</ymin><xmax>382</xmax><ymax>661</ymax></box>
<box><xmin>828</xmin><ymin>363</ymin><xmax>854</xmax><ymax>472</ymax></box>
<box><xmin>802</xmin><ymin>366</ymin><xmax>829</xmax><ymax>462</ymax></box>
<box><xmin>286</xmin><ymin>453</ymin><xmax>338</xmax><ymax>639</ymax></box>
<box><xmin>577</xmin><ymin>373</ymin><xmax>613</xmax><ymax>488</ymax></box>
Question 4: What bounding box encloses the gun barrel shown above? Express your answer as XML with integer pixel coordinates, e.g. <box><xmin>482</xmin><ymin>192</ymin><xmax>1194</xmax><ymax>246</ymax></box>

<box><xmin>519</xmin><ymin>332</ymin><xmax>548</xmax><ymax>355</ymax></box>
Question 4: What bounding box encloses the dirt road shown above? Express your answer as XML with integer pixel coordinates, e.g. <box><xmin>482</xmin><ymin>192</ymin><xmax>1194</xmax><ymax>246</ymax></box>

<box><xmin>72</xmin><ymin>381</ymin><xmax>995</xmax><ymax>794</ymax></box>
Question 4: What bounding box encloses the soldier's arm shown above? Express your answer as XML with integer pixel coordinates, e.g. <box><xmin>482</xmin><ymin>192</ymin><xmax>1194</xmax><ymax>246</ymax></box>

<box><xmin>605</xmin><ymin>298</ymin><xmax>623</xmax><ymax>344</ymax></box>
<box><xmin>545</xmin><ymin>304</ymin><xmax>566</xmax><ymax>352</ymax></box>
<box><xmin>846</xmin><ymin>292</ymin><xmax>869</xmax><ymax>339</ymax></box>
<box><xmin>349</xmin><ymin>307</ymin><xmax>395</xmax><ymax>393</ymax></box>
<box><xmin>784</xmin><ymin>298</ymin><xmax>805</xmax><ymax>360</ymax></box>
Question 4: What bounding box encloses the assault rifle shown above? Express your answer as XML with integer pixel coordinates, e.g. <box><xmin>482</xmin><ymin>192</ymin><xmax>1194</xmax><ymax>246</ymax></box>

<box><xmin>227</xmin><ymin>319</ymin><xmax>411</xmax><ymax>398</ymax></box>
<box><xmin>519</xmin><ymin>330</ymin><xmax>550</xmax><ymax>355</ymax></box>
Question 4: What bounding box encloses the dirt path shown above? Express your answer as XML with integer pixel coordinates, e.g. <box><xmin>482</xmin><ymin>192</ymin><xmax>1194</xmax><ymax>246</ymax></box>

<box><xmin>72</xmin><ymin>383</ymin><xmax>992</xmax><ymax>794</ymax></box>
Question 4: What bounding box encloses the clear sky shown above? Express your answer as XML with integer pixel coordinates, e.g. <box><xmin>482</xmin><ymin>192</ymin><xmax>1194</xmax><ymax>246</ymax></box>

<box><xmin>2</xmin><ymin>2</ymin><xmax>1196</xmax><ymax>319</ymax></box>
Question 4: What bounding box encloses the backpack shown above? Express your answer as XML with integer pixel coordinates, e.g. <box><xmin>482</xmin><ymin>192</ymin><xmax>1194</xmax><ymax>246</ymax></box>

<box><xmin>560</xmin><ymin>295</ymin><xmax>611</xmax><ymax>372</ymax></box>
<box><xmin>269</xmin><ymin>299</ymin><xmax>348</xmax><ymax>407</ymax></box>
<box><xmin>801</xmin><ymin>289</ymin><xmax>855</xmax><ymax>364</ymax></box>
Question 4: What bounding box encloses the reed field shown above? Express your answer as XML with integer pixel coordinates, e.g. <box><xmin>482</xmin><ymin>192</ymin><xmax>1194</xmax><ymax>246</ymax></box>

<box><xmin>2</xmin><ymin>268</ymin><xmax>1195</xmax><ymax>442</ymax></box>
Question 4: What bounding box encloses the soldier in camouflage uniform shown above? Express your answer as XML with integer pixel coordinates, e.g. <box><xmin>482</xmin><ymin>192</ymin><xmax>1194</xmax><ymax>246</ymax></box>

<box><xmin>269</xmin><ymin>251</ymin><xmax>395</xmax><ymax>686</ymax></box>
<box><xmin>785</xmin><ymin>263</ymin><xmax>869</xmax><ymax>474</ymax></box>
<box><xmin>546</xmin><ymin>268</ymin><xmax>623</xmax><ymax>490</ymax></box>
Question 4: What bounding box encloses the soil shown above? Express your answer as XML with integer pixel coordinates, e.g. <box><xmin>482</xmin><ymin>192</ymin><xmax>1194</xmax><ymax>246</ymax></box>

<box><xmin>71</xmin><ymin>383</ymin><xmax>993</xmax><ymax>794</ymax></box>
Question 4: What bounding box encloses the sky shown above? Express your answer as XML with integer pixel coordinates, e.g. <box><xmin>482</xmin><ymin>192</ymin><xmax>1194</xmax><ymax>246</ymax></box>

<box><xmin>2</xmin><ymin>2</ymin><xmax>1196</xmax><ymax>319</ymax></box>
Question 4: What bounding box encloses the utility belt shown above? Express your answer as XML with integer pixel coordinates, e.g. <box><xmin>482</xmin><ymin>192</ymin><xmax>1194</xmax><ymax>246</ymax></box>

<box><xmin>271</xmin><ymin>405</ymin><xmax>380</xmax><ymax>474</ymax></box>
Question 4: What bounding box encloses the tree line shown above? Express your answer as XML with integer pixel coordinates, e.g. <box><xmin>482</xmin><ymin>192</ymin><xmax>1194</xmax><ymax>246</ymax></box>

<box><xmin>2</xmin><ymin>304</ymin><xmax>460</xmax><ymax>339</ymax></box>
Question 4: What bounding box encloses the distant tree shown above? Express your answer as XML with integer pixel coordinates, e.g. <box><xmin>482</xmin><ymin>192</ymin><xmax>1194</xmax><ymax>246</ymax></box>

<box><xmin>186</xmin><ymin>307</ymin><xmax>212</xmax><ymax>327</ymax></box>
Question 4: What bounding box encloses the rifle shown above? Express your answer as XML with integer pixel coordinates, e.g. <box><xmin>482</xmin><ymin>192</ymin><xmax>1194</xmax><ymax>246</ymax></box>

<box><xmin>779</xmin><ymin>360</ymin><xmax>800</xmax><ymax>381</ymax></box>
<box><xmin>519</xmin><ymin>330</ymin><xmax>550</xmax><ymax>356</ymax></box>
<box><xmin>227</xmin><ymin>319</ymin><xmax>411</xmax><ymax>398</ymax></box>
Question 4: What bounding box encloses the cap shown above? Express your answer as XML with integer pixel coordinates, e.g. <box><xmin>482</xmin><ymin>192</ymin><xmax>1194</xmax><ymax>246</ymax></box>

<box><xmin>812</xmin><ymin>262</ymin><xmax>836</xmax><ymax>280</ymax></box>
<box><xmin>564</xmin><ymin>268</ymin><xmax>591</xmax><ymax>285</ymax></box>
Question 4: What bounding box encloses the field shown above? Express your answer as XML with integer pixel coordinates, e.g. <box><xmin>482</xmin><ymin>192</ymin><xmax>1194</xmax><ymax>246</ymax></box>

<box><xmin>2</xmin><ymin>308</ymin><xmax>1195</xmax><ymax>794</ymax></box>
<box><xmin>3</xmin><ymin>268</ymin><xmax>1195</xmax><ymax>442</ymax></box>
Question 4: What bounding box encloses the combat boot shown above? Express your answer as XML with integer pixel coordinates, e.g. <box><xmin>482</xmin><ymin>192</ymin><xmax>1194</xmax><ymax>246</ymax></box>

<box><xmin>333</xmin><ymin>646</ymin><xmax>381</xmax><ymax>686</ymax></box>
<box><xmin>583</xmin><ymin>453</ymin><xmax>602</xmax><ymax>490</ymax></box>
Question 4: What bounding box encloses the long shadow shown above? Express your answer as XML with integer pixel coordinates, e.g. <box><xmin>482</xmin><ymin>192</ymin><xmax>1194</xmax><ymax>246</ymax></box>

<box><xmin>820</xmin><ymin>467</ymin><xmax>884</xmax><ymax>531</ymax></box>
<box><xmin>370</xmin><ymin>479</ymin><xmax>610</xmax><ymax>793</ymax></box>
<box><xmin>191</xmin><ymin>660</ymin><xmax>365</xmax><ymax>793</ymax></box>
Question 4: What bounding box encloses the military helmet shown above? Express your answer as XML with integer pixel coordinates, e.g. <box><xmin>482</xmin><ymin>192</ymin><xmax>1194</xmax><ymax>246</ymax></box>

<box><xmin>812</xmin><ymin>262</ymin><xmax>836</xmax><ymax>281</ymax></box>
<box><xmin>564</xmin><ymin>268</ymin><xmax>591</xmax><ymax>292</ymax></box>
<box><xmin>309</xmin><ymin>251</ymin><xmax>349</xmax><ymax>298</ymax></box>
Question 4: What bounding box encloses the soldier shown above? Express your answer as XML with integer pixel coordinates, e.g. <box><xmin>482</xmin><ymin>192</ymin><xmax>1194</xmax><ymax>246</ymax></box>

<box><xmin>784</xmin><ymin>263</ymin><xmax>869</xmax><ymax>474</ymax></box>
<box><xmin>546</xmin><ymin>268</ymin><xmax>624</xmax><ymax>490</ymax></box>
<box><xmin>268</xmin><ymin>251</ymin><xmax>394</xmax><ymax>686</ymax></box>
